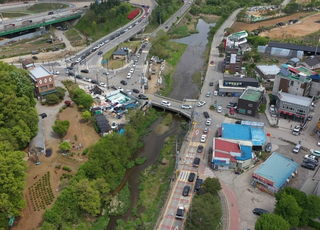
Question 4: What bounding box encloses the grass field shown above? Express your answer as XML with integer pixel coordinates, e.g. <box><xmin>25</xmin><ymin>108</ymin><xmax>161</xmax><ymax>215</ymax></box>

<box><xmin>65</xmin><ymin>29</ymin><xmax>82</xmax><ymax>42</ymax></box>
<box><xmin>28</xmin><ymin>3</ymin><xmax>69</xmax><ymax>13</ymax></box>
<box><xmin>1</xmin><ymin>12</ymin><xmax>30</xmax><ymax>18</ymax></box>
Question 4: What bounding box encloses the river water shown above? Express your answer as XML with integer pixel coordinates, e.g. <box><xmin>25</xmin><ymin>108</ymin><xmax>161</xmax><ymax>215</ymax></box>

<box><xmin>107</xmin><ymin>114</ymin><xmax>185</xmax><ymax>229</ymax></box>
<box><xmin>168</xmin><ymin>19</ymin><xmax>216</xmax><ymax>100</ymax></box>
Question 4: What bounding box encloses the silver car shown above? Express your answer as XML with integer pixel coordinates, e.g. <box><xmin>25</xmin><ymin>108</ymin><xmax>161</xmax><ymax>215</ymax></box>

<box><xmin>181</xmin><ymin>105</ymin><xmax>192</xmax><ymax>109</ymax></box>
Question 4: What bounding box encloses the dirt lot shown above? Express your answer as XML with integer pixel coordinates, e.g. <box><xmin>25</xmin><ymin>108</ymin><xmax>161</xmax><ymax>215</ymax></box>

<box><xmin>260</xmin><ymin>12</ymin><xmax>320</xmax><ymax>38</ymax></box>
<box><xmin>14</xmin><ymin>106</ymin><xmax>100</xmax><ymax>230</ymax></box>
<box><xmin>231</xmin><ymin>12</ymin><xmax>311</xmax><ymax>33</ymax></box>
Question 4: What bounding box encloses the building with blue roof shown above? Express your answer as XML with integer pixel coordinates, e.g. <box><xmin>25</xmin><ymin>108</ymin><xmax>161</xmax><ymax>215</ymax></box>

<box><xmin>222</xmin><ymin>122</ymin><xmax>266</xmax><ymax>150</ymax></box>
<box><xmin>252</xmin><ymin>152</ymin><xmax>298</xmax><ymax>194</ymax></box>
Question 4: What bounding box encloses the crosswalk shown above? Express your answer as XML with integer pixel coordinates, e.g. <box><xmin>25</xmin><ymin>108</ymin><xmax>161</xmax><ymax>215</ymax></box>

<box><xmin>178</xmin><ymin>170</ymin><xmax>195</xmax><ymax>182</ymax></box>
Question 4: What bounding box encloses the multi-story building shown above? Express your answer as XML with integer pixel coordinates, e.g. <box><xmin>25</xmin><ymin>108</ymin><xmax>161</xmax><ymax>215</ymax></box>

<box><xmin>237</xmin><ymin>86</ymin><xmax>265</xmax><ymax>117</ymax></box>
<box><xmin>272</xmin><ymin>64</ymin><xmax>312</xmax><ymax>97</ymax></box>
<box><xmin>218</xmin><ymin>76</ymin><xmax>259</xmax><ymax>97</ymax></box>
<box><xmin>22</xmin><ymin>61</ymin><xmax>57</xmax><ymax>99</ymax></box>
<box><xmin>223</xmin><ymin>47</ymin><xmax>243</xmax><ymax>74</ymax></box>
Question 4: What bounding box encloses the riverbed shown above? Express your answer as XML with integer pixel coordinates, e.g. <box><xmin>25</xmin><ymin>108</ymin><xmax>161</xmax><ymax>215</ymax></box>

<box><xmin>107</xmin><ymin>113</ymin><xmax>185</xmax><ymax>229</ymax></box>
<box><xmin>169</xmin><ymin>19</ymin><xmax>216</xmax><ymax>100</ymax></box>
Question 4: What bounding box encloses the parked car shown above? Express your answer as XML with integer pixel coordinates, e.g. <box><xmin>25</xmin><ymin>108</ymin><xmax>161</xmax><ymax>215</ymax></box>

<box><xmin>292</xmin><ymin>144</ymin><xmax>301</xmax><ymax>153</ymax></box>
<box><xmin>81</xmin><ymin>69</ymin><xmax>89</xmax><ymax>73</ymax></box>
<box><xmin>181</xmin><ymin>104</ymin><xmax>192</xmax><ymax>109</ymax></box>
<box><xmin>206</xmin><ymin>118</ymin><xmax>212</xmax><ymax>126</ymax></box>
<box><xmin>301</xmin><ymin>162</ymin><xmax>316</xmax><ymax>170</ymax></box>
<box><xmin>200</xmin><ymin>134</ymin><xmax>207</xmax><ymax>143</ymax></box>
<box><xmin>197</xmin><ymin>145</ymin><xmax>204</xmax><ymax>153</ymax></box>
<box><xmin>75</xmin><ymin>75</ymin><xmax>83</xmax><ymax>79</ymax></box>
<box><xmin>127</xmin><ymin>73</ymin><xmax>132</xmax><ymax>79</ymax></box>
<box><xmin>197</xmin><ymin>101</ymin><xmax>206</xmax><ymax>107</ymax></box>
<box><xmin>132</xmin><ymin>89</ymin><xmax>140</xmax><ymax>93</ymax></box>
<box><xmin>229</xmin><ymin>108</ymin><xmax>235</xmax><ymax>115</ymax></box>
<box><xmin>203</xmin><ymin>127</ymin><xmax>208</xmax><ymax>134</ymax></box>
<box><xmin>193</xmin><ymin>157</ymin><xmax>200</xmax><ymax>167</ymax></box>
<box><xmin>111</xmin><ymin>122</ymin><xmax>118</xmax><ymax>129</ymax></box>
<box><xmin>304</xmin><ymin>155</ymin><xmax>318</xmax><ymax>161</ymax></box>
<box><xmin>311</xmin><ymin>150</ymin><xmax>320</xmax><ymax>157</ymax></box>
<box><xmin>32</xmin><ymin>56</ymin><xmax>38</xmax><ymax>60</ymax></box>
<box><xmin>188</xmin><ymin>172</ymin><xmax>195</xmax><ymax>182</ymax></box>
<box><xmin>103</xmin><ymin>71</ymin><xmax>109</xmax><ymax>75</ymax></box>
<box><xmin>91</xmin><ymin>80</ymin><xmax>98</xmax><ymax>84</ymax></box>
<box><xmin>253</xmin><ymin>208</ymin><xmax>269</xmax><ymax>216</ymax></box>
<box><xmin>99</xmin><ymin>82</ymin><xmax>107</xmax><ymax>87</ymax></box>
<box><xmin>120</xmin><ymin>80</ymin><xmax>127</xmax><ymax>85</ymax></box>
<box><xmin>161</xmin><ymin>100</ymin><xmax>171</xmax><ymax>107</ymax></box>
<box><xmin>39</xmin><ymin>113</ymin><xmax>47</xmax><ymax>118</ymax></box>
<box><xmin>209</xmin><ymin>82</ymin><xmax>214</xmax><ymax>86</ymax></box>
<box><xmin>129</xmin><ymin>68</ymin><xmax>134</xmax><ymax>74</ymax></box>
<box><xmin>138</xmin><ymin>94</ymin><xmax>148</xmax><ymax>100</ymax></box>
<box><xmin>205</xmin><ymin>92</ymin><xmax>211</xmax><ymax>97</ymax></box>
<box><xmin>265</xmin><ymin>142</ymin><xmax>272</xmax><ymax>152</ymax></box>
<box><xmin>307</xmin><ymin>115</ymin><xmax>313</xmax><ymax>121</ymax></box>
<box><xmin>227</xmin><ymin>102</ymin><xmax>238</xmax><ymax>109</ymax></box>
<box><xmin>217</xmin><ymin>106</ymin><xmax>222</xmax><ymax>113</ymax></box>
<box><xmin>203</xmin><ymin>111</ymin><xmax>210</xmax><ymax>118</ymax></box>
<box><xmin>303</xmin><ymin>158</ymin><xmax>318</xmax><ymax>166</ymax></box>
<box><xmin>182</xmin><ymin>185</ymin><xmax>190</xmax><ymax>196</ymax></box>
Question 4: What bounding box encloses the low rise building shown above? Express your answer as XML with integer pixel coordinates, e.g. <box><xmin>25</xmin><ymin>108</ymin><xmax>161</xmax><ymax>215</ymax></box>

<box><xmin>218</xmin><ymin>76</ymin><xmax>259</xmax><ymax>97</ymax></box>
<box><xmin>300</xmin><ymin>55</ymin><xmax>320</xmax><ymax>70</ymax></box>
<box><xmin>255</xmin><ymin>64</ymin><xmax>280</xmax><ymax>80</ymax></box>
<box><xmin>237</xmin><ymin>86</ymin><xmax>265</xmax><ymax>117</ymax></box>
<box><xmin>252</xmin><ymin>152</ymin><xmax>298</xmax><ymax>195</ymax></box>
<box><xmin>272</xmin><ymin>64</ymin><xmax>312</xmax><ymax>97</ymax></box>
<box><xmin>112</xmin><ymin>50</ymin><xmax>127</xmax><ymax>60</ymax></box>
<box><xmin>223</xmin><ymin>47</ymin><xmax>244</xmax><ymax>74</ymax></box>
<box><xmin>276</xmin><ymin>91</ymin><xmax>313</xmax><ymax>121</ymax></box>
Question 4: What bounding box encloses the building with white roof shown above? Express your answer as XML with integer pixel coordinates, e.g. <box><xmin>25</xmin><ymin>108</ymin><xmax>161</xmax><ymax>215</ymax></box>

<box><xmin>22</xmin><ymin>61</ymin><xmax>56</xmax><ymax>98</ymax></box>
<box><xmin>255</xmin><ymin>64</ymin><xmax>280</xmax><ymax>80</ymax></box>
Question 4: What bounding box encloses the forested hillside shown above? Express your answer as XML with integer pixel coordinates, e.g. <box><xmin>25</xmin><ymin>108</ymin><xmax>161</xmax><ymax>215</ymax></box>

<box><xmin>0</xmin><ymin>62</ymin><xmax>39</xmax><ymax>228</ymax></box>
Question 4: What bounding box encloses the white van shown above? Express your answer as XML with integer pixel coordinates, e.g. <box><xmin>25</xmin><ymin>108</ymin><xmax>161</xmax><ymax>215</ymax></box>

<box><xmin>293</xmin><ymin>144</ymin><xmax>301</xmax><ymax>153</ymax></box>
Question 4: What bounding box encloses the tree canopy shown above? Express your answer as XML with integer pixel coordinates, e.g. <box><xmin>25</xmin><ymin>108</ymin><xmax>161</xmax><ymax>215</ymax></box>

<box><xmin>52</xmin><ymin>120</ymin><xmax>70</xmax><ymax>137</ymax></box>
<box><xmin>275</xmin><ymin>193</ymin><xmax>302</xmax><ymax>227</ymax></box>
<box><xmin>255</xmin><ymin>213</ymin><xmax>290</xmax><ymax>230</ymax></box>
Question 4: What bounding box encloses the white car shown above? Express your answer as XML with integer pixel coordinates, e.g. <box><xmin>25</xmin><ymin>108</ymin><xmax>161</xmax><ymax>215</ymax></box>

<box><xmin>214</xmin><ymin>91</ymin><xmax>218</xmax><ymax>96</ymax></box>
<box><xmin>200</xmin><ymin>134</ymin><xmax>207</xmax><ymax>143</ymax></box>
<box><xmin>132</xmin><ymin>63</ymin><xmax>136</xmax><ymax>68</ymax></box>
<box><xmin>126</xmin><ymin>89</ymin><xmax>132</xmax><ymax>95</ymax></box>
<box><xmin>105</xmin><ymin>39</ymin><xmax>110</xmax><ymax>43</ymax></box>
<box><xmin>129</xmin><ymin>68</ymin><xmax>134</xmax><ymax>74</ymax></box>
<box><xmin>127</xmin><ymin>73</ymin><xmax>132</xmax><ymax>79</ymax></box>
<box><xmin>137</xmin><ymin>53</ymin><xmax>140</xmax><ymax>58</ymax></box>
<box><xmin>111</xmin><ymin>122</ymin><xmax>118</xmax><ymax>129</ymax></box>
<box><xmin>103</xmin><ymin>71</ymin><xmax>109</xmax><ymax>75</ymax></box>
<box><xmin>197</xmin><ymin>101</ymin><xmax>206</xmax><ymax>107</ymax></box>
<box><xmin>206</xmin><ymin>118</ymin><xmax>211</xmax><ymax>126</ymax></box>
<box><xmin>52</xmin><ymin>71</ymin><xmax>59</xmax><ymax>75</ymax></box>
<box><xmin>161</xmin><ymin>100</ymin><xmax>171</xmax><ymax>107</ymax></box>
<box><xmin>181</xmin><ymin>104</ymin><xmax>192</xmax><ymax>109</ymax></box>
<box><xmin>16</xmin><ymin>18</ymin><xmax>22</xmax><ymax>22</ymax></box>
<box><xmin>99</xmin><ymin>82</ymin><xmax>107</xmax><ymax>87</ymax></box>
<box><xmin>128</xmin><ymin>25</ymin><xmax>133</xmax><ymax>29</ymax></box>
<box><xmin>217</xmin><ymin>106</ymin><xmax>222</xmax><ymax>113</ymax></box>
<box><xmin>304</xmin><ymin>155</ymin><xmax>318</xmax><ymax>161</ymax></box>
<box><xmin>317</xmin><ymin>140</ymin><xmax>320</xmax><ymax>146</ymax></box>
<box><xmin>118</xmin><ymin>87</ymin><xmax>124</xmax><ymax>91</ymax></box>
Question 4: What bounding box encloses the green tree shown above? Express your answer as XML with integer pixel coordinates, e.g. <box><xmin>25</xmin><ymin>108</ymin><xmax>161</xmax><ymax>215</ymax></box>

<box><xmin>81</xmin><ymin>110</ymin><xmax>91</xmax><ymax>121</ymax></box>
<box><xmin>274</xmin><ymin>193</ymin><xmax>302</xmax><ymax>227</ymax></box>
<box><xmin>52</xmin><ymin>120</ymin><xmax>70</xmax><ymax>137</ymax></box>
<box><xmin>70</xmin><ymin>179</ymin><xmax>101</xmax><ymax>216</ymax></box>
<box><xmin>45</xmin><ymin>94</ymin><xmax>60</xmax><ymax>105</ymax></box>
<box><xmin>73</xmin><ymin>88</ymin><xmax>94</xmax><ymax>110</ymax></box>
<box><xmin>56</xmin><ymin>86</ymin><xmax>66</xmax><ymax>100</ymax></box>
<box><xmin>255</xmin><ymin>213</ymin><xmax>290</xmax><ymax>230</ymax></box>
<box><xmin>59</xmin><ymin>141</ymin><xmax>71</xmax><ymax>152</ymax></box>
<box><xmin>202</xmin><ymin>177</ymin><xmax>221</xmax><ymax>196</ymax></box>
<box><xmin>0</xmin><ymin>150</ymin><xmax>27</xmax><ymax>226</ymax></box>
<box><xmin>307</xmin><ymin>195</ymin><xmax>320</xmax><ymax>219</ymax></box>
<box><xmin>186</xmin><ymin>193</ymin><xmax>222</xmax><ymax>229</ymax></box>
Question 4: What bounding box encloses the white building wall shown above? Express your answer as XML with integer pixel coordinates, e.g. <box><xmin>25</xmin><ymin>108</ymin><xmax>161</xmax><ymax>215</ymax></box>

<box><xmin>310</xmin><ymin>81</ymin><xmax>320</xmax><ymax>97</ymax></box>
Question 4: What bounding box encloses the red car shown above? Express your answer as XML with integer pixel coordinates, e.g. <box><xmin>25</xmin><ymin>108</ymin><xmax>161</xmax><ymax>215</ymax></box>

<box><xmin>210</xmin><ymin>61</ymin><xmax>214</xmax><ymax>65</ymax></box>
<box><xmin>230</xmin><ymin>108</ymin><xmax>235</xmax><ymax>115</ymax></box>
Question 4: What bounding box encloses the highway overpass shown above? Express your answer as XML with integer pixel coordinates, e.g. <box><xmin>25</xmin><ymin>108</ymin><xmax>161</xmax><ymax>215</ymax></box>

<box><xmin>0</xmin><ymin>13</ymin><xmax>81</xmax><ymax>37</ymax></box>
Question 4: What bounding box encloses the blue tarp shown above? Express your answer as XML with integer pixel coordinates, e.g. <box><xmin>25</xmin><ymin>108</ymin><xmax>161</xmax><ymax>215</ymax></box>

<box><xmin>236</xmin><ymin>145</ymin><xmax>252</xmax><ymax>161</ymax></box>
<box><xmin>222</xmin><ymin>123</ymin><xmax>251</xmax><ymax>140</ymax></box>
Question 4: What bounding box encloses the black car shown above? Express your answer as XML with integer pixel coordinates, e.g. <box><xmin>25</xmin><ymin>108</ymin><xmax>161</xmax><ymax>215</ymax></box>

<box><xmin>67</xmin><ymin>66</ymin><xmax>73</xmax><ymax>70</ymax></box>
<box><xmin>182</xmin><ymin>185</ymin><xmax>190</xmax><ymax>196</ymax></box>
<box><xmin>301</xmin><ymin>162</ymin><xmax>316</xmax><ymax>170</ymax></box>
<box><xmin>253</xmin><ymin>208</ymin><xmax>269</xmax><ymax>216</ymax></box>
<box><xmin>97</xmin><ymin>51</ymin><xmax>103</xmax><ymax>55</ymax></box>
<box><xmin>91</xmin><ymin>80</ymin><xmax>98</xmax><ymax>84</ymax></box>
<box><xmin>68</xmin><ymin>72</ymin><xmax>75</xmax><ymax>76</ymax></box>
<box><xmin>307</xmin><ymin>115</ymin><xmax>313</xmax><ymax>121</ymax></box>
<box><xmin>209</xmin><ymin>82</ymin><xmax>214</xmax><ymax>86</ymax></box>
<box><xmin>39</xmin><ymin>113</ymin><xmax>47</xmax><ymax>118</ymax></box>
<box><xmin>227</xmin><ymin>102</ymin><xmax>238</xmax><ymax>109</ymax></box>
<box><xmin>188</xmin><ymin>173</ymin><xmax>195</xmax><ymax>182</ymax></box>
<box><xmin>81</xmin><ymin>69</ymin><xmax>89</xmax><ymax>73</ymax></box>
<box><xmin>265</xmin><ymin>142</ymin><xmax>272</xmax><ymax>153</ymax></box>
<box><xmin>142</xmin><ymin>44</ymin><xmax>146</xmax><ymax>48</ymax></box>
<box><xmin>303</xmin><ymin>158</ymin><xmax>318</xmax><ymax>166</ymax></box>
<box><xmin>120</xmin><ymin>80</ymin><xmax>127</xmax><ymax>85</ymax></box>
<box><xmin>203</xmin><ymin>111</ymin><xmax>210</xmax><ymax>118</ymax></box>
<box><xmin>138</xmin><ymin>94</ymin><xmax>148</xmax><ymax>100</ymax></box>
<box><xmin>235</xmin><ymin>120</ymin><xmax>242</xmax><ymax>124</ymax></box>
<box><xmin>194</xmin><ymin>178</ymin><xmax>203</xmax><ymax>193</ymax></box>
<box><xmin>193</xmin><ymin>157</ymin><xmax>200</xmax><ymax>167</ymax></box>
<box><xmin>132</xmin><ymin>89</ymin><xmax>140</xmax><ymax>93</ymax></box>
<box><xmin>75</xmin><ymin>75</ymin><xmax>83</xmax><ymax>79</ymax></box>
<box><xmin>176</xmin><ymin>206</ymin><xmax>185</xmax><ymax>219</ymax></box>
<box><xmin>197</xmin><ymin>145</ymin><xmax>204</xmax><ymax>153</ymax></box>
<box><xmin>32</xmin><ymin>56</ymin><xmax>38</xmax><ymax>60</ymax></box>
